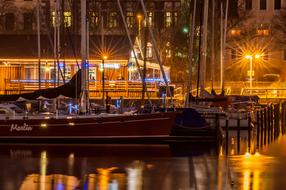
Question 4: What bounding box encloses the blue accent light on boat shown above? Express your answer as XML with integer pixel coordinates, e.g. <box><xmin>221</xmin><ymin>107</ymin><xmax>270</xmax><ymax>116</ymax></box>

<box><xmin>116</xmin><ymin>99</ymin><xmax>121</xmax><ymax>108</ymax></box>
<box><xmin>55</xmin><ymin>183</ymin><xmax>64</xmax><ymax>190</ymax></box>
<box><xmin>68</xmin><ymin>103</ymin><xmax>72</xmax><ymax>114</ymax></box>
<box><xmin>82</xmin><ymin>61</ymin><xmax>89</xmax><ymax>69</ymax></box>
<box><xmin>58</xmin><ymin>62</ymin><xmax>64</xmax><ymax>68</ymax></box>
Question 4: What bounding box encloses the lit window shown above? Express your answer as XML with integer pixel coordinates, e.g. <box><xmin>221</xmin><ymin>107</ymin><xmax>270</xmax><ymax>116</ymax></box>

<box><xmin>165</xmin><ymin>12</ymin><xmax>172</xmax><ymax>28</ymax></box>
<box><xmin>144</xmin><ymin>12</ymin><xmax>153</xmax><ymax>27</ymax></box>
<box><xmin>257</xmin><ymin>29</ymin><xmax>269</xmax><ymax>36</ymax></box>
<box><xmin>146</xmin><ymin>42</ymin><xmax>152</xmax><ymax>58</ymax></box>
<box><xmin>89</xmin><ymin>12</ymin><xmax>99</xmax><ymax>29</ymax></box>
<box><xmin>166</xmin><ymin>42</ymin><xmax>171</xmax><ymax>58</ymax></box>
<box><xmin>108</xmin><ymin>12</ymin><xmax>118</xmax><ymax>28</ymax></box>
<box><xmin>52</xmin><ymin>11</ymin><xmax>59</xmax><ymax>27</ymax></box>
<box><xmin>126</xmin><ymin>12</ymin><xmax>134</xmax><ymax>28</ymax></box>
<box><xmin>174</xmin><ymin>12</ymin><xmax>178</xmax><ymax>26</ymax></box>
<box><xmin>230</xmin><ymin>29</ymin><xmax>241</xmax><ymax>36</ymax></box>
<box><xmin>64</xmin><ymin>11</ymin><xmax>72</xmax><ymax>27</ymax></box>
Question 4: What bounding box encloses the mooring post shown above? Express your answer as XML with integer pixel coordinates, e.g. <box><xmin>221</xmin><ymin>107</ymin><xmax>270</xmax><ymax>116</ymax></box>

<box><xmin>248</xmin><ymin>112</ymin><xmax>251</xmax><ymax>151</ymax></box>
<box><xmin>237</xmin><ymin>112</ymin><xmax>241</xmax><ymax>153</ymax></box>
<box><xmin>268</xmin><ymin>105</ymin><xmax>271</xmax><ymax>143</ymax></box>
<box><xmin>260</xmin><ymin>109</ymin><xmax>264</xmax><ymax>147</ymax></box>
<box><xmin>264</xmin><ymin>107</ymin><xmax>267</xmax><ymax>145</ymax></box>
<box><xmin>225</xmin><ymin>115</ymin><xmax>229</xmax><ymax>155</ymax></box>
<box><xmin>256</xmin><ymin>109</ymin><xmax>260</xmax><ymax>148</ymax></box>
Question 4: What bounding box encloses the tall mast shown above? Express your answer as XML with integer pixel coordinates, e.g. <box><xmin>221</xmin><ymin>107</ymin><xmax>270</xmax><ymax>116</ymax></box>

<box><xmin>220</xmin><ymin>1</ymin><xmax>223</xmax><ymax>94</ymax></box>
<box><xmin>211</xmin><ymin>0</ymin><xmax>215</xmax><ymax>93</ymax></box>
<box><xmin>221</xmin><ymin>0</ymin><xmax>229</xmax><ymax>95</ymax></box>
<box><xmin>199</xmin><ymin>0</ymin><xmax>209</xmax><ymax>94</ymax></box>
<box><xmin>37</xmin><ymin>0</ymin><xmax>41</xmax><ymax>89</ymax></box>
<box><xmin>80</xmin><ymin>0</ymin><xmax>88</xmax><ymax>113</ymax></box>
<box><xmin>101</xmin><ymin>15</ymin><xmax>105</xmax><ymax>109</ymax></box>
<box><xmin>185</xmin><ymin>0</ymin><xmax>197</xmax><ymax>107</ymax></box>
<box><xmin>53</xmin><ymin>0</ymin><xmax>59</xmax><ymax>88</ymax></box>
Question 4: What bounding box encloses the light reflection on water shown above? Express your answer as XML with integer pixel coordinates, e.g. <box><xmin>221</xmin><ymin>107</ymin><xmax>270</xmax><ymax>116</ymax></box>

<box><xmin>0</xmin><ymin>134</ymin><xmax>286</xmax><ymax>189</ymax></box>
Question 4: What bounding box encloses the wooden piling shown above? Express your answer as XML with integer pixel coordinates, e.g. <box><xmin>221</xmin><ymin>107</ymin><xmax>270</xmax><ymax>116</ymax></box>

<box><xmin>260</xmin><ymin>109</ymin><xmax>264</xmax><ymax>147</ymax></box>
<box><xmin>248</xmin><ymin>113</ymin><xmax>251</xmax><ymax>151</ymax></box>
<box><xmin>225</xmin><ymin>117</ymin><xmax>229</xmax><ymax>155</ymax></box>
<box><xmin>237</xmin><ymin>113</ymin><xmax>241</xmax><ymax>153</ymax></box>
<box><xmin>264</xmin><ymin>107</ymin><xmax>267</xmax><ymax>145</ymax></box>
<box><xmin>256</xmin><ymin>110</ymin><xmax>260</xmax><ymax>148</ymax></box>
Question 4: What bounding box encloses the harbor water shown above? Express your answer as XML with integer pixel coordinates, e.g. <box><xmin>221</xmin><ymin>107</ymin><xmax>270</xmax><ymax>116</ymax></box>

<box><xmin>0</xmin><ymin>129</ymin><xmax>285</xmax><ymax>189</ymax></box>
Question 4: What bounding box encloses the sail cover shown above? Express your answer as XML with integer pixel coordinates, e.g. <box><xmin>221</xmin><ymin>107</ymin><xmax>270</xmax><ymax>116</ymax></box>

<box><xmin>0</xmin><ymin>69</ymin><xmax>82</xmax><ymax>102</ymax></box>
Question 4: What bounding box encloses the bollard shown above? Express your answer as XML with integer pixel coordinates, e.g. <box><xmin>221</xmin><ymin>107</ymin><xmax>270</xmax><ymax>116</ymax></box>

<box><xmin>237</xmin><ymin>113</ymin><xmax>241</xmax><ymax>154</ymax></box>
<box><xmin>264</xmin><ymin>107</ymin><xmax>267</xmax><ymax>145</ymax></box>
<box><xmin>119</xmin><ymin>96</ymin><xmax>124</xmax><ymax>114</ymax></box>
<box><xmin>260</xmin><ymin>109</ymin><xmax>264</xmax><ymax>147</ymax></box>
<box><xmin>268</xmin><ymin>105</ymin><xmax>271</xmax><ymax>143</ymax></box>
<box><xmin>248</xmin><ymin>113</ymin><xmax>251</xmax><ymax>151</ymax></box>
<box><xmin>225</xmin><ymin>116</ymin><xmax>229</xmax><ymax>155</ymax></box>
<box><xmin>256</xmin><ymin>110</ymin><xmax>260</xmax><ymax>148</ymax></box>
<box><xmin>270</xmin><ymin>105</ymin><xmax>275</xmax><ymax>141</ymax></box>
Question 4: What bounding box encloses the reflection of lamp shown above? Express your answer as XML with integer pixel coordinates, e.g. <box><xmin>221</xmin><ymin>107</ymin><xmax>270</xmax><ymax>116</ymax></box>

<box><xmin>102</xmin><ymin>55</ymin><xmax>108</xmax><ymax>108</ymax></box>
<box><xmin>245</xmin><ymin>54</ymin><xmax>261</xmax><ymax>95</ymax></box>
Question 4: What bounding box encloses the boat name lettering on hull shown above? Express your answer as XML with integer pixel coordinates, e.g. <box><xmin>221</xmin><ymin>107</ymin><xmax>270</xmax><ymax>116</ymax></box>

<box><xmin>10</xmin><ymin>123</ymin><xmax>32</xmax><ymax>132</ymax></box>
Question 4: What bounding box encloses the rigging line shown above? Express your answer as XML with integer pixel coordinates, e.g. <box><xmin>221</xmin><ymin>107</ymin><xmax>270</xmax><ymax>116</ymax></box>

<box><xmin>117</xmin><ymin>0</ymin><xmax>152</xmax><ymax>107</ymax></box>
<box><xmin>37</xmin><ymin>0</ymin><xmax>65</xmax><ymax>83</ymax></box>
<box><xmin>139</xmin><ymin>0</ymin><xmax>173</xmax><ymax>106</ymax></box>
<box><xmin>196</xmin><ymin>0</ymin><xmax>203</xmax><ymax>99</ymax></box>
<box><xmin>65</xmin><ymin>0</ymin><xmax>80</xmax><ymax>70</ymax></box>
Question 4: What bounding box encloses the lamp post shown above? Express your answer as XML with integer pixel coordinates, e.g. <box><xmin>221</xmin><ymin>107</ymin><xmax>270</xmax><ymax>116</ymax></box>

<box><xmin>137</xmin><ymin>13</ymin><xmax>143</xmax><ymax>48</ymax></box>
<box><xmin>245</xmin><ymin>54</ymin><xmax>261</xmax><ymax>95</ymax></box>
<box><xmin>102</xmin><ymin>55</ymin><xmax>108</xmax><ymax>108</ymax></box>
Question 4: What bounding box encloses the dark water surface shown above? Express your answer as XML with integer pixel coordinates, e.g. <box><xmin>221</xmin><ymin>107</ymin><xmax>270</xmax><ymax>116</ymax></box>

<box><xmin>0</xmin><ymin>132</ymin><xmax>285</xmax><ymax>190</ymax></box>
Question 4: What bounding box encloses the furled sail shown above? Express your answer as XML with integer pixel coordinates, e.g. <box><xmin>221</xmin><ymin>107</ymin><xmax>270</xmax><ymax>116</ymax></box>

<box><xmin>0</xmin><ymin>69</ymin><xmax>82</xmax><ymax>102</ymax></box>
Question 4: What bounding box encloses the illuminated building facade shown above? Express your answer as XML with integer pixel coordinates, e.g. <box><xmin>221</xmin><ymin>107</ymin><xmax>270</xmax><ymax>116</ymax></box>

<box><xmin>0</xmin><ymin>0</ymin><xmax>179</xmax><ymax>97</ymax></box>
<box><xmin>226</xmin><ymin>0</ymin><xmax>286</xmax><ymax>81</ymax></box>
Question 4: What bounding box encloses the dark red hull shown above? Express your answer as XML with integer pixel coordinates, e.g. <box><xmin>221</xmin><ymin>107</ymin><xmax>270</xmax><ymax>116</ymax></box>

<box><xmin>0</xmin><ymin>112</ymin><xmax>177</xmax><ymax>141</ymax></box>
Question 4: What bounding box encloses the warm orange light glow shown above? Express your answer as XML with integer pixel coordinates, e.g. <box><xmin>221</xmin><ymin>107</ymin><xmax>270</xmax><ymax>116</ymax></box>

<box><xmin>103</xmin><ymin>55</ymin><xmax>108</xmax><ymax>60</ymax></box>
<box><xmin>136</xmin><ymin>13</ymin><xmax>143</xmax><ymax>21</ymax></box>
<box><xmin>245</xmin><ymin>55</ymin><xmax>252</xmax><ymax>59</ymax></box>
<box><xmin>254</xmin><ymin>54</ymin><xmax>261</xmax><ymax>59</ymax></box>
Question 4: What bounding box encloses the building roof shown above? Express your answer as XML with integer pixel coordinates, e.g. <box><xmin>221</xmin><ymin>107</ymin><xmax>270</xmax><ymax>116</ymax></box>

<box><xmin>0</xmin><ymin>34</ymin><xmax>134</xmax><ymax>60</ymax></box>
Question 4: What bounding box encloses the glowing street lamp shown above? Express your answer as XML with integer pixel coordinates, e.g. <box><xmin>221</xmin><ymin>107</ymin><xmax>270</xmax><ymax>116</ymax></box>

<box><xmin>136</xmin><ymin>13</ymin><xmax>143</xmax><ymax>48</ymax></box>
<box><xmin>245</xmin><ymin>53</ymin><xmax>261</xmax><ymax>95</ymax></box>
